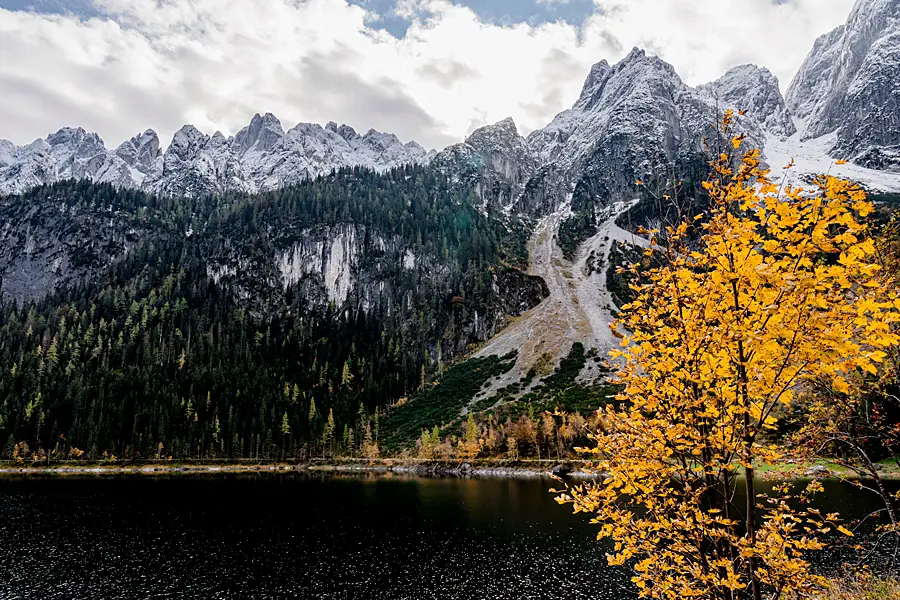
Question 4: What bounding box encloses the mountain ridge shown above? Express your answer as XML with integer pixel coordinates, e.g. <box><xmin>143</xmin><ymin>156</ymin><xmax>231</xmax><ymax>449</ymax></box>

<box><xmin>0</xmin><ymin>116</ymin><xmax>433</xmax><ymax>198</ymax></box>
<box><xmin>4</xmin><ymin>0</ymin><xmax>900</xmax><ymax>202</ymax></box>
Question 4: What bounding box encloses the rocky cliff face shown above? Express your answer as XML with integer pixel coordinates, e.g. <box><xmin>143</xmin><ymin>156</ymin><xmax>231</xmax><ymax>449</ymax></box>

<box><xmin>205</xmin><ymin>220</ymin><xmax>546</xmax><ymax>352</ymax></box>
<box><xmin>431</xmin><ymin>49</ymin><xmax>794</xmax><ymax>217</ymax></box>
<box><xmin>0</xmin><ymin>115</ymin><xmax>432</xmax><ymax>198</ymax></box>
<box><xmin>0</xmin><ymin>183</ymin><xmax>151</xmax><ymax>304</ymax></box>
<box><xmin>431</xmin><ymin>118</ymin><xmax>538</xmax><ymax>210</ymax></box>
<box><xmin>786</xmin><ymin>0</ymin><xmax>900</xmax><ymax>169</ymax></box>
<box><xmin>697</xmin><ymin>65</ymin><xmax>796</xmax><ymax>138</ymax></box>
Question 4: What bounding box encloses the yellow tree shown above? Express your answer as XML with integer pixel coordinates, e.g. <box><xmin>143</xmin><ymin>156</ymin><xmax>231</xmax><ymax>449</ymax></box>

<box><xmin>458</xmin><ymin>412</ymin><xmax>482</xmax><ymax>461</ymax></box>
<box><xmin>362</xmin><ymin>421</ymin><xmax>380</xmax><ymax>459</ymax></box>
<box><xmin>556</xmin><ymin>118</ymin><xmax>900</xmax><ymax>600</ymax></box>
<box><xmin>793</xmin><ymin>215</ymin><xmax>900</xmax><ymax>554</ymax></box>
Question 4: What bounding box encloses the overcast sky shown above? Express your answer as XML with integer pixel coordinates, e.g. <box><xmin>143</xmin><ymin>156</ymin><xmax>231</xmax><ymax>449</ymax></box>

<box><xmin>0</xmin><ymin>0</ymin><xmax>855</xmax><ymax>151</ymax></box>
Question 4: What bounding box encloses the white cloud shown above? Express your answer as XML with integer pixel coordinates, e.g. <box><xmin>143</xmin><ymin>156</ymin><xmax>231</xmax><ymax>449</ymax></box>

<box><xmin>0</xmin><ymin>0</ymin><xmax>855</xmax><ymax>151</ymax></box>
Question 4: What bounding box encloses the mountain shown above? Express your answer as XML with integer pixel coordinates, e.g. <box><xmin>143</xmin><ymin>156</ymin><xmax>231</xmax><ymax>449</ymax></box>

<box><xmin>3</xmin><ymin>0</ymin><xmax>899</xmax><ymax>314</ymax></box>
<box><xmin>0</xmin><ymin>115</ymin><xmax>432</xmax><ymax>198</ymax></box>
<box><xmin>429</xmin><ymin>49</ymin><xmax>798</xmax><ymax>220</ymax></box>
<box><xmin>1</xmin><ymin>0</ymin><xmax>899</xmax><ymax>460</ymax></box>
<box><xmin>786</xmin><ymin>0</ymin><xmax>900</xmax><ymax>170</ymax></box>
<box><xmin>526</xmin><ymin>48</ymin><xmax>795</xmax><ymax>214</ymax></box>
<box><xmin>0</xmin><ymin>182</ymin><xmax>154</xmax><ymax>303</ymax></box>
<box><xmin>697</xmin><ymin>65</ymin><xmax>796</xmax><ymax>138</ymax></box>
<box><xmin>431</xmin><ymin>117</ymin><xmax>539</xmax><ymax>209</ymax></box>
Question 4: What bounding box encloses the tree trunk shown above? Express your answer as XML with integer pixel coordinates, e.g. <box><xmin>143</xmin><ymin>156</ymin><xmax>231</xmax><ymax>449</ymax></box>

<box><xmin>744</xmin><ymin>458</ymin><xmax>761</xmax><ymax>600</ymax></box>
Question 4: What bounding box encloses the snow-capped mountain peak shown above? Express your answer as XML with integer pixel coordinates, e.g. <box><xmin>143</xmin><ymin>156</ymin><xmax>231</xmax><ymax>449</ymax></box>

<box><xmin>170</xmin><ymin>125</ymin><xmax>208</xmax><ymax>154</ymax></box>
<box><xmin>575</xmin><ymin>60</ymin><xmax>611</xmax><ymax>111</ymax></box>
<box><xmin>113</xmin><ymin>129</ymin><xmax>161</xmax><ymax>172</ymax></box>
<box><xmin>0</xmin><ymin>114</ymin><xmax>433</xmax><ymax>198</ymax></box>
<box><xmin>696</xmin><ymin>65</ymin><xmax>796</xmax><ymax>138</ymax></box>
<box><xmin>0</xmin><ymin>140</ymin><xmax>16</xmax><ymax>168</ymax></box>
<box><xmin>233</xmin><ymin>112</ymin><xmax>285</xmax><ymax>157</ymax></box>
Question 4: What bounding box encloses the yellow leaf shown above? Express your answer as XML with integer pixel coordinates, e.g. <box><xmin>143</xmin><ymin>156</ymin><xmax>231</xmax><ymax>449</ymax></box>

<box><xmin>837</xmin><ymin>525</ymin><xmax>854</xmax><ymax>537</ymax></box>
<box><xmin>833</xmin><ymin>376</ymin><xmax>851</xmax><ymax>394</ymax></box>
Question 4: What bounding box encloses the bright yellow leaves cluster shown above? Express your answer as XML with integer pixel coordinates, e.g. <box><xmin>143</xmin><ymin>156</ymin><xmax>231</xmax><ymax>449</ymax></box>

<box><xmin>557</xmin><ymin>127</ymin><xmax>900</xmax><ymax>600</ymax></box>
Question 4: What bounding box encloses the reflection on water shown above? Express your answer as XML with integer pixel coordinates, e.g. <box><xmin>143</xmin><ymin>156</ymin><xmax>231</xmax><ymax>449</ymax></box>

<box><xmin>0</xmin><ymin>474</ymin><xmax>894</xmax><ymax>599</ymax></box>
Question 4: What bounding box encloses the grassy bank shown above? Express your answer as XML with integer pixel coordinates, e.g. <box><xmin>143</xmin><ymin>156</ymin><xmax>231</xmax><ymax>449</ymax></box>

<box><xmin>821</xmin><ymin>575</ymin><xmax>900</xmax><ymax>599</ymax></box>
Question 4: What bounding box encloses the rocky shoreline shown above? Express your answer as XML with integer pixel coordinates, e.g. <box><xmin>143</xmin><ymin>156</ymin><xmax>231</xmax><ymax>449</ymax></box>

<box><xmin>3</xmin><ymin>459</ymin><xmax>890</xmax><ymax>480</ymax></box>
<box><xmin>0</xmin><ymin>459</ymin><xmax>599</xmax><ymax>479</ymax></box>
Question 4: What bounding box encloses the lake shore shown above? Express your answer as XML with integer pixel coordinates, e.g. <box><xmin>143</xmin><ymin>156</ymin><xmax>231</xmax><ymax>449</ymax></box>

<box><xmin>1</xmin><ymin>457</ymin><xmax>896</xmax><ymax>480</ymax></box>
<box><xmin>0</xmin><ymin>458</ymin><xmax>596</xmax><ymax>479</ymax></box>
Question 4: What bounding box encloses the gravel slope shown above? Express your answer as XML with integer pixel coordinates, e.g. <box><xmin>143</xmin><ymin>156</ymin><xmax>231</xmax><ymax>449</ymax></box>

<box><xmin>474</xmin><ymin>200</ymin><xmax>648</xmax><ymax>389</ymax></box>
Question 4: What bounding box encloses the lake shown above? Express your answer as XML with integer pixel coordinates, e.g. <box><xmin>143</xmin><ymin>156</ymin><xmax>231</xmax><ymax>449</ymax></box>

<box><xmin>0</xmin><ymin>474</ymin><xmax>893</xmax><ymax>599</ymax></box>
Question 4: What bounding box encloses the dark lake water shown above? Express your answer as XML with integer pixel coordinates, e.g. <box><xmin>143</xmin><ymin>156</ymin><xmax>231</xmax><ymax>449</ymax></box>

<box><xmin>0</xmin><ymin>474</ymin><xmax>894</xmax><ymax>599</ymax></box>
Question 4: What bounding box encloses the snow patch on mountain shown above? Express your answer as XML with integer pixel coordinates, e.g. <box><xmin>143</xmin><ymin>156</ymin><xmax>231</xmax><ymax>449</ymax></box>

<box><xmin>765</xmin><ymin>128</ymin><xmax>900</xmax><ymax>193</ymax></box>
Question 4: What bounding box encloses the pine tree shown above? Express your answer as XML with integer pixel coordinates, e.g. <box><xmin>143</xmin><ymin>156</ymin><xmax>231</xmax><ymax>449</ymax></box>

<box><xmin>322</xmin><ymin>409</ymin><xmax>335</xmax><ymax>457</ymax></box>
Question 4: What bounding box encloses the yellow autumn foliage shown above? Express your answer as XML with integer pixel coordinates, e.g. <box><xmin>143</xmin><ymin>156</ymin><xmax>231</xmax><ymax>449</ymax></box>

<box><xmin>557</xmin><ymin>114</ymin><xmax>900</xmax><ymax>600</ymax></box>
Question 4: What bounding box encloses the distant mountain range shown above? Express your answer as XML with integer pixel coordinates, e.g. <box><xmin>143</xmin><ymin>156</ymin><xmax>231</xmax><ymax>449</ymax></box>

<box><xmin>0</xmin><ymin>116</ymin><xmax>433</xmax><ymax>198</ymax></box>
<box><xmin>2</xmin><ymin>0</ymin><xmax>898</xmax><ymax>206</ymax></box>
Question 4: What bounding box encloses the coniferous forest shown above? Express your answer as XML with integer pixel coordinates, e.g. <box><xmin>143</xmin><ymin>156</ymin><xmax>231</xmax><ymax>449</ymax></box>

<box><xmin>0</xmin><ymin>166</ymin><xmax>546</xmax><ymax>460</ymax></box>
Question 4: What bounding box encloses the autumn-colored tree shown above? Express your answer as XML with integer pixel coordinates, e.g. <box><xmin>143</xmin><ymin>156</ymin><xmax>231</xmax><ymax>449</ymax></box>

<box><xmin>556</xmin><ymin>120</ymin><xmax>900</xmax><ymax>600</ymax></box>
<box><xmin>361</xmin><ymin>421</ymin><xmax>379</xmax><ymax>459</ymax></box>
<box><xmin>792</xmin><ymin>215</ymin><xmax>900</xmax><ymax>558</ymax></box>
<box><xmin>458</xmin><ymin>412</ymin><xmax>482</xmax><ymax>461</ymax></box>
<box><xmin>417</xmin><ymin>427</ymin><xmax>440</xmax><ymax>460</ymax></box>
<box><xmin>541</xmin><ymin>412</ymin><xmax>557</xmax><ymax>460</ymax></box>
<box><xmin>506</xmin><ymin>436</ymin><xmax>518</xmax><ymax>461</ymax></box>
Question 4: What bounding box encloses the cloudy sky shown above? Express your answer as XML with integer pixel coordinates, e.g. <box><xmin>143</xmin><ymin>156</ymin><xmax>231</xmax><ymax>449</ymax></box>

<box><xmin>0</xmin><ymin>0</ymin><xmax>855</xmax><ymax>150</ymax></box>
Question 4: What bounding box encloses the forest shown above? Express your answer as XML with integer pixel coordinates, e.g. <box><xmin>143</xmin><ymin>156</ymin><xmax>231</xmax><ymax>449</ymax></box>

<box><xmin>0</xmin><ymin>166</ymin><xmax>545</xmax><ymax>461</ymax></box>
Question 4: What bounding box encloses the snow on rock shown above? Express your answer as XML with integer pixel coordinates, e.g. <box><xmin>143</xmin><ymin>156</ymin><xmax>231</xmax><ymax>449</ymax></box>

<box><xmin>0</xmin><ymin>128</ymin><xmax>112</xmax><ymax>196</ymax></box>
<box><xmin>0</xmin><ymin>140</ymin><xmax>16</xmax><ymax>168</ymax></box>
<box><xmin>142</xmin><ymin>125</ymin><xmax>250</xmax><ymax>198</ymax></box>
<box><xmin>524</xmin><ymin>48</ymin><xmax>779</xmax><ymax>212</ymax></box>
<box><xmin>431</xmin><ymin>117</ymin><xmax>538</xmax><ymax>209</ymax></box>
<box><xmin>696</xmin><ymin>65</ymin><xmax>796</xmax><ymax>138</ymax></box>
<box><xmin>786</xmin><ymin>0</ymin><xmax>900</xmax><ymax>168</ymax></box>
<box><xmin>765</xmin><ymin>128</ymin><xmax>900</xmax><ymax>193</ymax></box>
<box><xmin>785</xmin><ymin>25</ymin><xmax>846</xmax><ymax>124</ymax></box>
<box><xmin>0</xmin><ymin>115</ymin><xmax>432</xmax><ymax>198</ymax></box>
